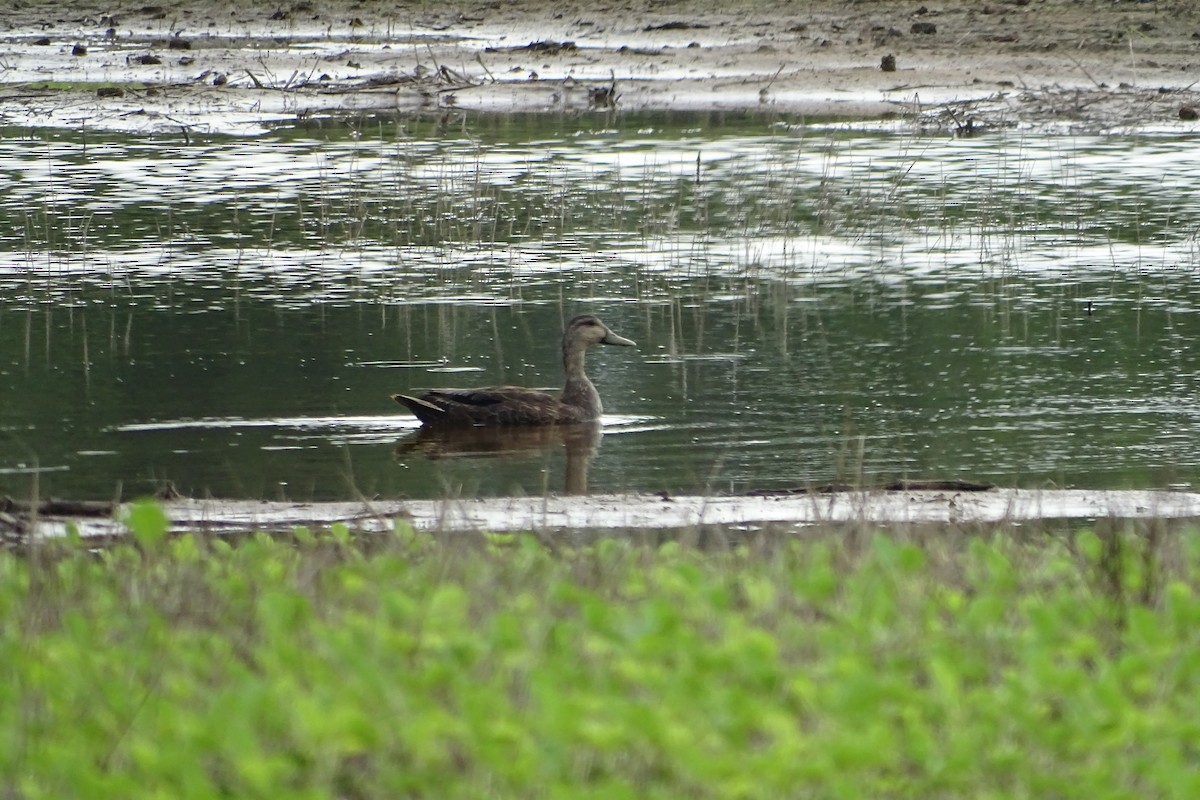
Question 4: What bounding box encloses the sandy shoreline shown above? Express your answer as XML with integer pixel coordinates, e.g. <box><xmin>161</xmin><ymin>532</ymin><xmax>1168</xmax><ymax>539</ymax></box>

<box><xmin>7</xmin><ymin>488</ymin><xmax>1200</xmax><ymax>540</ymax></box>
<box><xmin>3</xmin><ymin>0</ymin><xmax>1200</xmax><ymax>133</ymax></box>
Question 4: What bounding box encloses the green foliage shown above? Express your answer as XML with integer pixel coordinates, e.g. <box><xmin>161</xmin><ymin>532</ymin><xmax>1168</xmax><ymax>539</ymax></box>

<box><xmin>123</xmin><ymin>498</ymin><xmax>171</xmax><ymax>547</ymax></box>
<box><xmin>4</xmin><ymin>513</ymin><xmax>1200</xmax><ymax>797</ymax></box>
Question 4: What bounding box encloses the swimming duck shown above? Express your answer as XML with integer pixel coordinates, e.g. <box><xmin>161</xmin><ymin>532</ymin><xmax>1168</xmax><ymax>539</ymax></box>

<box><xmin>392</xmin><ymin>314</ymin><xmax>636</xmax><ymax>427</ymax></box>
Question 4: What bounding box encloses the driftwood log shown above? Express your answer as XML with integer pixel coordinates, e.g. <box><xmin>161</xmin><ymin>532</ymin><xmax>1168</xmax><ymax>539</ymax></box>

<box><xmin>746</xmin><ymin>480</ymin><xmax>995</xmax><ymax>497</ymax></box>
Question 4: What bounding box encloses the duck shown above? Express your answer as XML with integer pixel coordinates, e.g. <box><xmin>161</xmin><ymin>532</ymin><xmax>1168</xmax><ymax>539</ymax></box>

<box><xmin>392</xmin><ymin>314</ymin><xmax>636</xmax><ymax>427</ymax></box>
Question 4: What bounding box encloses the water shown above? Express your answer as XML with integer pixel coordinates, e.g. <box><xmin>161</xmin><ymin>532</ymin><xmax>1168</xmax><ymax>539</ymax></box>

<box><xmin>3</xmin><ymin>111</ymin><xmax>1200</xmax><ymax>501</ymax></box>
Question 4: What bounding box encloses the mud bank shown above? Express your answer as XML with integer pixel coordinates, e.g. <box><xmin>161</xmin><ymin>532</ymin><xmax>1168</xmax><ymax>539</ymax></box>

<box><xmin>11</xmin><ymin>489</ymin><xmax>1200</xmax><ymax>540</ymax></box>
<box><xmin>3</xmin><ymin>1</ymin><xmax>1200</xmax><ymax>133</ymax></box>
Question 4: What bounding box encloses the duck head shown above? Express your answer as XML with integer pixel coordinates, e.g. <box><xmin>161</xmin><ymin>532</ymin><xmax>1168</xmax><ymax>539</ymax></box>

<box><xmin>566</xmin><ymin>314</ymin><xmax>636</xmax><ymax>348</ymax></box>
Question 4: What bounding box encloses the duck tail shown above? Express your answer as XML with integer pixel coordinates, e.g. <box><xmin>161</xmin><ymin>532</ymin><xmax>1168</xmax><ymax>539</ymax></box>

<box><xmin>392</xmin><ymin>393</ymin><xmax>444</xmax><ymax>424</ymax></box>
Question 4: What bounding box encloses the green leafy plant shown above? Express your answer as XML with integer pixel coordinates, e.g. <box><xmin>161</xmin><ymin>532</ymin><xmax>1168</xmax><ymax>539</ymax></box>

<box><xmin>3</xmin><ymin>508</ymin><xmax>1200</xmax><ymax>797</ymax></box>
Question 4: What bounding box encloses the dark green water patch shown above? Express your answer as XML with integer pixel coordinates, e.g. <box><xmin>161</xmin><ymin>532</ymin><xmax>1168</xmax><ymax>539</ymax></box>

<box><xmin>3</xmin><ymin>115</ymin><xmax>1200</xmax><ymax>500</ymax></box>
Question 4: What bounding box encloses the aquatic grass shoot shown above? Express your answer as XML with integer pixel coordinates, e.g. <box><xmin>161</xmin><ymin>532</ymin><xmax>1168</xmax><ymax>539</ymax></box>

<box><xmin>4</xmin><ymin>506</ymin><xmax>1200</xmax><ymax>797</ymax></box>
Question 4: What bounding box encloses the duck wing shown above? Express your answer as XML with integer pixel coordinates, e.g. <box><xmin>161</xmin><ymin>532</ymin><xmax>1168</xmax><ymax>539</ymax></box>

<box><xmin>393</xmin><ymin>386</ymin><xmax>581</xmax><ymax>426</ymax></box>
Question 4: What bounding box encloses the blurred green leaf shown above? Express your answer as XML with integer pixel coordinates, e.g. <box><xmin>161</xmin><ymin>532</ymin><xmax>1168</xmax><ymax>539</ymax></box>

<box><xmin>122</xmin><ymin>499</ymin><xmax>170</xmax><ymax>546</ymax></box>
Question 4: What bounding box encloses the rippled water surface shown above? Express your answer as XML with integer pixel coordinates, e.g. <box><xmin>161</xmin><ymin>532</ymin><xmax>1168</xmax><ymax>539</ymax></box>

<box><xmin>3</xmin><ymin>112</ymin><xmax>1200</xmax><ymax>500</ymax></box>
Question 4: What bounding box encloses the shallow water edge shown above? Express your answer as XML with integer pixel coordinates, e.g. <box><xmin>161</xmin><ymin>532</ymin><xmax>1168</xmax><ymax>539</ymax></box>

<box><xmin>4</xmin><ymin>0</ymin><xmax>1200</xmax><ymax>134</ymax></box>
<box><xmin>13</xmin><ymin>488</ymin><xmax>1200</xmax><ymax>540</ymax></box>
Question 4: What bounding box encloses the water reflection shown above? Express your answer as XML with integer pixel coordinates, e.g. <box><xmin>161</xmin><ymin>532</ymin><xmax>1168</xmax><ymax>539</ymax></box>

<box><xmin>3</xmin><ymin>113</ymin><xmax>1200</xmax><ymax>500</ymax></box>
<box><xmin>394</xmin><ymin>422</ymin><xmax>602</xmax><ymax>495</ymax></box>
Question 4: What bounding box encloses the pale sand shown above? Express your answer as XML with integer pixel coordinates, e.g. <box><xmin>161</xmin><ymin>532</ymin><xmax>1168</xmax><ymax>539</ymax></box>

<box><xmin>3</xmin><ymin>0</ymin><xmax>1200</xmax><ymax>133</ymax></box>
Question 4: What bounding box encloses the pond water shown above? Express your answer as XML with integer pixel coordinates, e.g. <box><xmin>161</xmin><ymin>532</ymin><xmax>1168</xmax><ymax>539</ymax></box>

<box><xmin>3</xmin><ymin>111</ymin><xmax>1200</xmax><ymax>501</ymax></box>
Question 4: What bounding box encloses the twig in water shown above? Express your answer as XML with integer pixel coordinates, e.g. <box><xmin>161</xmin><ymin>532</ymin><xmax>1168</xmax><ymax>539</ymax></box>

<box><xmin>1064</xmin><ymin>52</ymin><xmax>1104</xmax><ymax>89</ymax></box>
<box><xmin>763</xmin><ymin>63</ymin><xmax>785</xmax><ymax>91</ymax></box>
<box><xmin>588</xmin><ymin>69</ymin><xmax>618</xmax><ymax>109</ymax></box>
<box><xmin>255</xmin><ymin>55</ymin><xmax>278</xmax><ymax>86</ymax></box>
<box><xmin>475</xmin><ymin>53</ymin><xmax>496</xmax><ymax>83</ymax></box>
<box><xmin>301</xmin><ymin>56</ymin><xmax>323</xmax><ymax>87</ymax></box>
<box><xmin>424</xmin><ymin>44</ymin><xmax>442</xmax><ymax>80</ymax></box>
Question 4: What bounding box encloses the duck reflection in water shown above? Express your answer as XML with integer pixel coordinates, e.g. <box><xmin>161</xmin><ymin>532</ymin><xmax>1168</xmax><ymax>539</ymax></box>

<box><xmin>394</xmin><ymin>422</ymin><xmax>602</xmax><ymax>495</ymax></box>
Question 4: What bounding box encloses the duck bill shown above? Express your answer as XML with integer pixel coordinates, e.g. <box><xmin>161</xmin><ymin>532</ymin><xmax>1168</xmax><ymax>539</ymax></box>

<box><xmin>601</xmin><ymin>331</ymin><xmax>636</xmax><ymax>347</ymax></box>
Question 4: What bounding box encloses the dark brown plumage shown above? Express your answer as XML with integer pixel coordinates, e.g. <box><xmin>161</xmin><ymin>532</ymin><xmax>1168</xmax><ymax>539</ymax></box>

<box><xmin>392</xmin><ymin>314</ymin><xmax>636</xmax><ymax>427</ymax></box>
